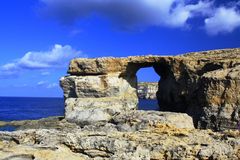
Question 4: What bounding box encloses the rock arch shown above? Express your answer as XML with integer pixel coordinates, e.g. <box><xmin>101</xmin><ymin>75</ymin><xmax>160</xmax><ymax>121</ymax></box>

<box><xmin>61</xmin><ymin>48</ymin><xmax>240</xmax><ymax>130</ymax></box>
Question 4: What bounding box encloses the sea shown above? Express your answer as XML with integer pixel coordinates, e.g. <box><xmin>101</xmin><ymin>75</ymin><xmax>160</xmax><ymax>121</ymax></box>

<box><xmin>0</xmin><ymin>97</ymin><xmax>159</xmax><ymax>131</ymax></box>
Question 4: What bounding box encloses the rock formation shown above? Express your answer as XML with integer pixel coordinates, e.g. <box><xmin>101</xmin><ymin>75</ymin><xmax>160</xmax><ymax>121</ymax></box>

<box><xmin>61</xmin><ymin>48</ymin><xmax>240</xmax><ymax>131</ymax></box>
<box><xmin>0</xmin><ymin>113</ymin><xmax>239</xmax><ymax>159</ymax></box>
<box><xmin>137</xmin><ymin>82</ymin><xmax>158</xmax><ymax>99</ymax></box>
<box><xmin>0</xmin><ymin>48</ymin><xmax>240</xmax><ymax>159</ymax></box>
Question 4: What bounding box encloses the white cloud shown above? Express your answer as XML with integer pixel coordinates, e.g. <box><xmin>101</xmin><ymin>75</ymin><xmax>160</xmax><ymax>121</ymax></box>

<box><xmin>41</xmin><ymin>0</ymin><xmax>212</xmax><ymax>28</ymax></box>
<box><xmin>40</xmin><ymin>0</ymin><xmax>240</xmax><ymax>35</ymax></box>
<box><xmin>37</xmin><ymin>81</ymin><xmax>47</xmax><ymax>86</ymax></box>
<box><xmin>0</xmin><ymin>70</ymin><xmax>19</xmax><ymax>79</ymax></box>
<box><xmin>36</xmin><ymin>81</ymin><xmax>58</xmax><ymax>88</ymax></box>
<box><xmin>0</xmin><ymin>44</ymin><xmax>85</xmax><ymax>78</ymax></box>
<box><xmin>47</xmin><ymin>83</ymin><xmax>58</xmax><ymax>89</ymax></box>
<box><xmin>41</xmin><ymin>71</ymin><xmax>51</xmax><ymax>76</ymax></box>
<box><xmin>2</xmin><ymin>63</ymin><xmax>19</xmax><ymax>71</ymax></box>
<box><xmin>205</xmin><ymin>7</ymin><xmax>240</xmax><ymax>35</ymax></box>
<box><xmin>17</xmin><ymin>44</ymin><xmax>83</xmax><ymax>69</ymax></box>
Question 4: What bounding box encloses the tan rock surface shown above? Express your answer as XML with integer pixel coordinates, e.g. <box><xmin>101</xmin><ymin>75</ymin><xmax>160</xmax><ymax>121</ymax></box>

<box><xmin>61</xmin><ymin>48</ymin><xmax>240</xmax><ymax>130</ymax></box>
<box><xmin>1</xmin><ymin>48</ymin><xmax>240</xmax><ymax>159</ymax></box>
<box><xmin>0</xmin><ymin>115</ymin><xmax>239</xmax><ymax>160</ymax></box>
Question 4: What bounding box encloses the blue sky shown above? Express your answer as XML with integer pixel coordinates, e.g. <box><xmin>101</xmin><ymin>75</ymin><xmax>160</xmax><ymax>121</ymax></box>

<box><xmin>0</xmin><ymin>0</ymin><xmax>239</xmax><ymax>97</ymax></box>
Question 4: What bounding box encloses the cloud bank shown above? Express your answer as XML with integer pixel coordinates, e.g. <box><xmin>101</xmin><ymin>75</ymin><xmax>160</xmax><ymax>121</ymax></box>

<box><xmin>205</xmin><ymin>6</ymin><xmax>240</xmax><ymax>35</ymax></box>
<box><xmin>40</xmin><ymin>0</ymin><xmax>240</xmax><ymax>34</ymax></box>
<box><xmin>0</xmin><ymin>44</ymin><xmax>84</xmax><ymax>78</ymax></box>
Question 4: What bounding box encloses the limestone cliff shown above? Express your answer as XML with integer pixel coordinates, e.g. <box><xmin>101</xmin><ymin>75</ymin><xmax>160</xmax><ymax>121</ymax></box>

<box><xmin>61</xmin><ymin>48</ymin><xmax>240</xmax><ymax>131</ymax></box>
<box><xmin>137</xmin><ymin>82</ymin><xmax>158</xmax><ymax>99</ymax></box>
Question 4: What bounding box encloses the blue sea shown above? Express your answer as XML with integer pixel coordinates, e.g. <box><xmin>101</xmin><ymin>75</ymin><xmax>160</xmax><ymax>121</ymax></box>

<box><xmin>0</xmin><ymin>97</ymin><xmax>159</xmax><ymax>122</ymax></box>
<box><xmin>0</xmin><ymin>97</ymin><xmax>65</xmax><ymax>121</ymax></box>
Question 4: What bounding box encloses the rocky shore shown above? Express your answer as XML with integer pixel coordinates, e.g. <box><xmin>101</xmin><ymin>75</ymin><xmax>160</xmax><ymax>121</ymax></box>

<box><xmin>0</xmin><ymin>48</ymin><xmax>240</xmax><ymax>159</ymax></box>
<box><xmin>0</xmin><ymin>112</ymin><xmax>239</xmax><ymax>159</ymax></box>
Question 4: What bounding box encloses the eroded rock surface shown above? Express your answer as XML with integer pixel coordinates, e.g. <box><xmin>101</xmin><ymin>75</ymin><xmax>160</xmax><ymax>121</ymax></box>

<box><xmin>61</xmin><ymin>48</ymin><xmax>240</xmax><ymax>131</ymax></box>
<box><xmin>0</xmin><ymin>113</ymin><xmax>239</xmax><ymax>160</ymax></box>
<box><xmin>1</xmin><ymin>48</ymin><xmax>240</xmax><ymax>159</ymax></box>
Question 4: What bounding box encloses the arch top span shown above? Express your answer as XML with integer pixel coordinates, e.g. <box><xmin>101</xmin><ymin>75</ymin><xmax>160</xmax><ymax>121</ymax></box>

<box><xmin>67</xmin><ymin>55</ymin><xmax>172</xmax><ymax>77</ymax></box>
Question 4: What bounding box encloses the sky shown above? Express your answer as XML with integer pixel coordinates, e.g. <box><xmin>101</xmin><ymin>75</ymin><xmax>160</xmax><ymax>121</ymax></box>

<box><xmin>0</xmin><ymin>0</ymin><xmax>239</xmax><ymax>97</ymax></box>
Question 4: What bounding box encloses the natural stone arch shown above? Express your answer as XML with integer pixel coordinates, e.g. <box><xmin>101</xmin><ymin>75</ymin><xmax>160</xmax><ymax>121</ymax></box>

<box><xmin>61</xmin><ymin>49</ymin><xmax>240</xmax><ymax>130</ymax></box>
<box><xmin>121</xmin><ymin>60</ymin><xmax>189</xmax><ymax>113</ymax></box>
<box><xmin>61</xmin><ymin>56</ymin><xmax>198</xmax><ymax>126</ymax></box>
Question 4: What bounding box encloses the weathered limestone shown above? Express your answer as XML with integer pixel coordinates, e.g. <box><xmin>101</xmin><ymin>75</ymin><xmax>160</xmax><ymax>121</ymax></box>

<box><xmin>196</xmin><ymin>65</ymin><xmax>240</xmax><ymax>130</ymax></box>
<box><xmin>61</xmin><ymin>48</ymin><xmax>240</xmax><ymax>130</ymax></box>
<box><xmin>137</xmin><ymin>82</ymin><xmax>158</xmax><ymax>99</ymax></box>
<box><xmin>64</xmin><ymin>97</ymin><xmax>137</xmax><ymax>125</ymax></box>
<box><xmin>60</xmin><ymin>73</ymin><xmax>137</xmax><ymax>125</ymax></box>
<box><xmin>0</xmin><ymin>114</ymin><xmax>239</xmax><ymax>159</ymax></box>
<box><xmin>61</xmin><ymin>74</ymin><xmax>136</xmax><ymax>98</ymax></box>
<box><xmin>1</xmin><ymin>47</ymin><xmax>240</xmax><ymax>159</ymax></box>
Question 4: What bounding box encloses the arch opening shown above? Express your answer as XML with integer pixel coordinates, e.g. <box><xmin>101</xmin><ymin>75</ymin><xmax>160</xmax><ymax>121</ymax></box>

<box><xmin>136</xmin><ymin>67</ymin><xmax>160</xmax><ymax>111</ymax></box>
